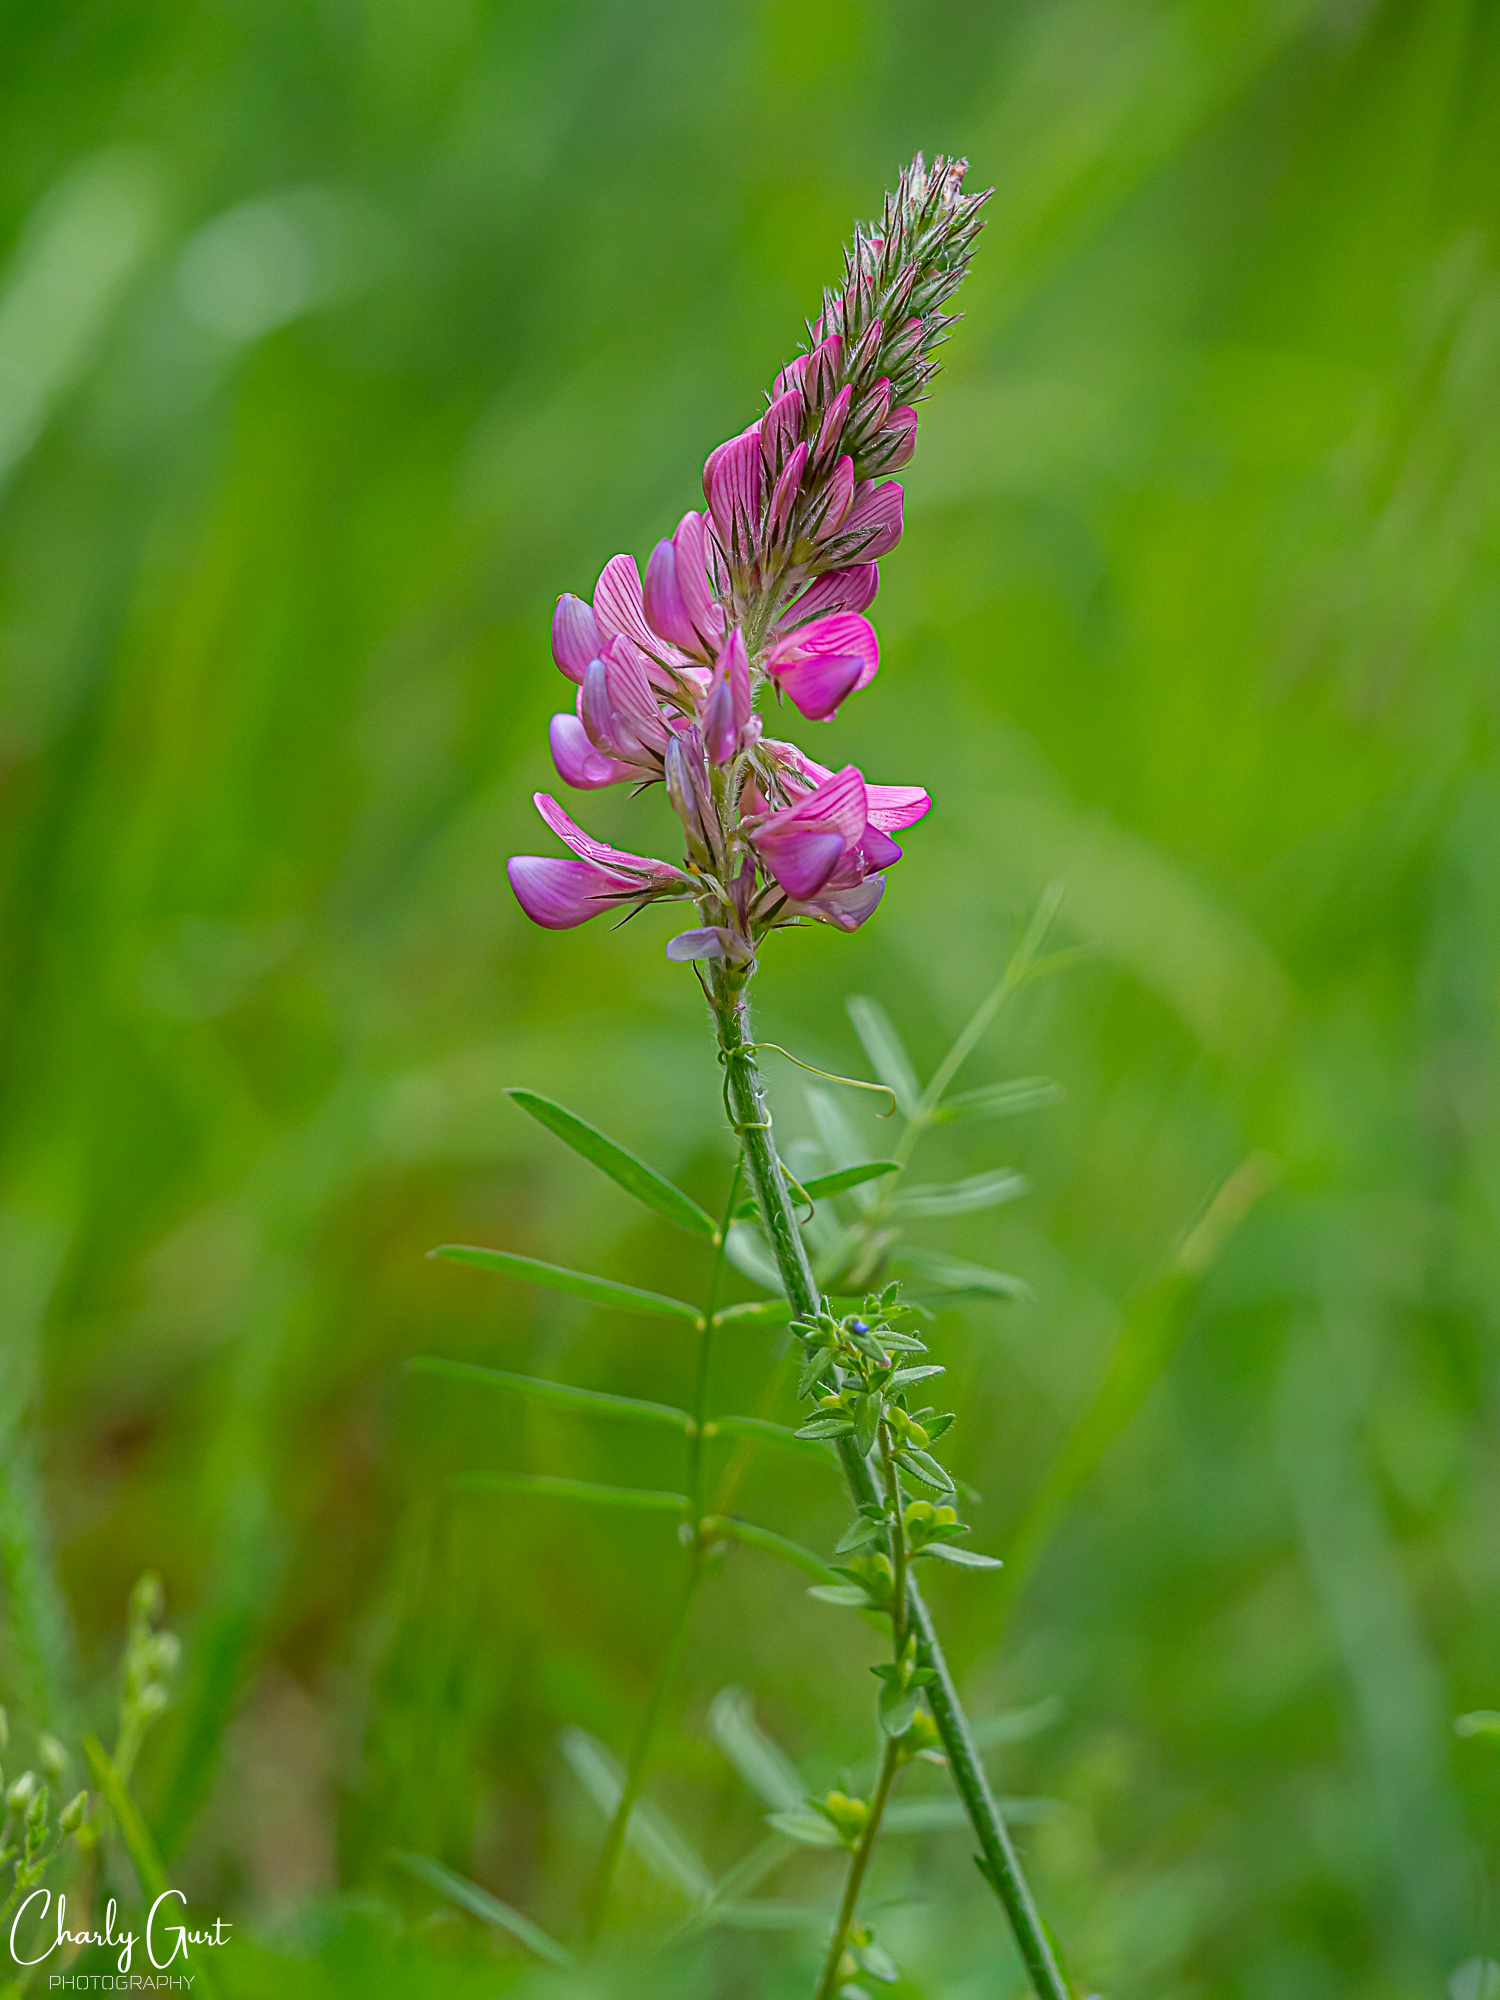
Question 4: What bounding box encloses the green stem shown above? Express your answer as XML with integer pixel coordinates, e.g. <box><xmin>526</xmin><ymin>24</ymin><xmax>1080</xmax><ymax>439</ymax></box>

<box><xmin>707</xmin><ymin>963</ymin><xmax>1072</xmax><ymax>2000</ymax></box>
<box><xmin>813</xmin><ymin>1737</ymin><xmax>901</xmax><ymax>2000</ymax></box>
<box><xmin>584</xmin><ymin>1164</ymin><xmax>742</xmax><ymax>1942</ymax></box>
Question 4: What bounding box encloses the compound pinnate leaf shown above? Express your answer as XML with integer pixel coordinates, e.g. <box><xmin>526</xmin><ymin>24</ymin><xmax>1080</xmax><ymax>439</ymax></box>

<box><xmin>507</xmin><ymin>1088</ymin><xmax>717</xmax><ymax>1239</ymax></box>
<box><xmin>431</xmin><ymin>1244</ymin><xmax>702</xmax><ymax>1323</ymax></box>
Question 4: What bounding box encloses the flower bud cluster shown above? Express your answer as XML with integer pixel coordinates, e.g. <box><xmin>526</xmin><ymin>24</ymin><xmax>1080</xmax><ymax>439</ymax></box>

<box><xmin>0</xmin><ymin>1714</ymin><xmax>89</xmax><ymax>1915</ymax></box>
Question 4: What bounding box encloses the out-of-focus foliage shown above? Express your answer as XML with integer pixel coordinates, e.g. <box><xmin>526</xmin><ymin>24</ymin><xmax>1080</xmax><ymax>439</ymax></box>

<box><xmin>0</xmin><ymin>1</ymin><xmax>1498</xmax><ymax>1995</ymax></box>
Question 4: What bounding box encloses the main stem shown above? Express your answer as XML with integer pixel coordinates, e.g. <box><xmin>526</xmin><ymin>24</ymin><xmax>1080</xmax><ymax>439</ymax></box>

<box><xmin>708</xmin><ymin>964</ymin><xmax>1072</xmax><ymax>2000</ymax></box>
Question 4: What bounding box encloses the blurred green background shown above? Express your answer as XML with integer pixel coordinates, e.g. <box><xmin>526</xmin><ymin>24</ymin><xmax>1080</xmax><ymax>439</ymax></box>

<box><xmin>2</xmin><ymin>0</ymin><xmax>1498</xmax><ymax>1995</ymax></box>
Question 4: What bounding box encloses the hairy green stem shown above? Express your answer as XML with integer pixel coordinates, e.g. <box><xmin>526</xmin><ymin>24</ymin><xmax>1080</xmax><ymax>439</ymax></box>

<box><xmin>707</xmin><ymin>964</ymin><xmax>1072</xmax><ymax>2000</ymax></box>
<box><xmin>585</xmin><ymin>1166</ymin><xmax>741</xmax><ymax>1941</ymax></box>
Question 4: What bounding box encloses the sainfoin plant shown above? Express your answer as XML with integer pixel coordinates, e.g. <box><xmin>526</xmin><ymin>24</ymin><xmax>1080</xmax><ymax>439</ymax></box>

<box><xmin>410</xmin><ymin>158</ymin><xmax>1076</xmax><ymax>1998</ymax></box>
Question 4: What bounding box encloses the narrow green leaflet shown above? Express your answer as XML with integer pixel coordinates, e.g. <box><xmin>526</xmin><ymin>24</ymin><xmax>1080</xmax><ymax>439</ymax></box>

<box><xmin>452</xmin><ymin>1472</ymin><xmax>688</xmax><ymax>1514</ymax></box>
<box><xmin>884</xmin><ymin>1795</ymin><xmax>1060</xmax><ymax>1832</ymax></box>
<box><xmin>800</xmin><ymin>1161</ymin><xmax>903</xmax><ymax>1202</ymax></box>
<box><xmin>894</xmin><ymin>1446</ymin><xmax>955</xmax><ymax>1492</ymax></box>
<box><xmin>713</xmin><ymin>1297</ymin><xmax>795</xmax><ymax>1328</ymax></box>
<box><xmin>893</xmin><ymin>1169</ymin><xmax>1029</xmax><ymax>1218</ymax></box>
<box><xmin>708</xmin><ymin>1687</ymin><xmax>806</xmax><ymax>1811</ymax></box>
<box><xmin>846</xmin><ymin>995</ymin><xmax>922</xmax><ymax>1117</ymax></box>
<box><xmin>892</xmin><ymin>1245</ymin><xmax>1033</xmax><ymax>1301</ymax></box>
<box><xmin>430</xmin><ymin>1244</ymin><xmax>702</xmax><ymax>1323</ymax></box>
<box><xmin>708</xmin><ymin>1516</ymin><xmax>843</xmax><ymax>1585</ymax></box>
<box><xmin>390</xmin><ymin>1850</ymin><xmax>576</xmax><ymax>1969</ymax></box>
<box><xmin>506</xmin><ymin>1088</ymin><xmax>717</xmax><ymax>1240</ymax></box>
<box><xmin>919</xmin><ymin>1543</ymin><xmax>1003</xmax><ymax>1568</ymax></box>
<box><xmin>409</xmin><ymin>1357</ymin><xmax>690</xmax><ymax>1431</ymax></box>
<box><xmin>707</xmin><ymin>1901</ymin><xmax>832</xmax><ymax>1930</ymax></box>
<box><xmin>706</xmin><ymin>1414</ymin><xmax>833</xmax><ymax>1461</ymax></box>
<box><xmin>560</xmin><ymin>1727</ymin><xmax>714</xmax><ymax>1902</ymax></box>
<box><xmin>931</xmin><ymin>1077</ymin><xmax>1064</xmax><ymax>1124</ymax></box>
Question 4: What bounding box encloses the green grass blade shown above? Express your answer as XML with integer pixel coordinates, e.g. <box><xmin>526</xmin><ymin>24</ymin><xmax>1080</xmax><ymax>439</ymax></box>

<box><xmin>389</xmin><ymin>1849</ymin><xmax>576</xmax><ymax>1968</ymax></box>
<box><xmin>83</xmin><ymin>1737</ymin><xmax>220</xmax><ymax>2000</ymax></box>
<box><xmin>506</xmin><ymin>1088</ymin><xmax>717</xmax><ymax>1240</ymax></box>
<box><xmin>930</xmin><ymin>1078</ymin><xmax>1064</xmax><ymax>1124</ymax></box>
<box><xmin>451</xmin><ymin>1472</ymin><xmax>688</xmax><ymax>1514</ymax></box>
<box><xmin>893</xmin><ymin>1169</ymin><xmax>1029</xmax><ymax>1217</ymax></box>
<box><xmin>430</xmin><ymin>1244</ymin><xmax>703</xmax><ymax>1324</ymax></box>
<box><xmin>846</xmin><ymin>996</ymin><xmax>922</xmax><ymax>1118</ymax></box>
<box><xmin>408</xmin><ymin>1356</ymin><xmax>690</xmax><ymax>1431</ymax></box>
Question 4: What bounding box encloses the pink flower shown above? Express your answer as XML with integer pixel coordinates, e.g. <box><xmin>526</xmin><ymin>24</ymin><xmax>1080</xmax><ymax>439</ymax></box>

<box><xmin>508</xmin><ymin>794</ymin><xmax>691</xmax><ymax>930</ymax></box>
<box><xmin>748</xmin><ymin>763</ymin><xmax>870</xmax><ymax>899</ymax></box>
<box><xmin>759</xmin><ymin>738</ymin><xmax>931</xmax><ymax>834</ymax></box>
<box><xmin>643</xmin><ymin>511</ymin><xmax>725</xmax><ymax>660</ymax></box>
<box><xmin>764</xmin><ymin>611</ymin><xmax>879</xmax><ymax>721</ymax></box>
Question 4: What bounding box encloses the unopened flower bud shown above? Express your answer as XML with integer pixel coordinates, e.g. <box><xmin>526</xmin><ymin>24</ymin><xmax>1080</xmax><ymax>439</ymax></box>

<box><xmin>38</xmin><ymin>1736</ymin><xmax>67</xmax><ymax>1779</ymax></box>
<box><xmin>59</xmin><ymin>1791</ymin><xmax>89</xmax><ymax>1836</ymax></box>
<box><xmin>129</xmin><ymin>1572</ymin><xmax>165</xmax><ymax>1625</ymax></box>
<box><xmin>7</xmin><ymin>1770</ymin><xmax>37</xmax><ymax>1812</ymax></box>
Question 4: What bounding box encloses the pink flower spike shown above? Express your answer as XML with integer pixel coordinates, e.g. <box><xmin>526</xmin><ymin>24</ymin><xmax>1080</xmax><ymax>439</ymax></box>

<box><xmin>552</xmin><ymin>594</ymin><xmax>602</xmax><ymax>683</ymax></box>
<box><xmin>549</xmin><ymin>712</ymin><xmax>636</xmax><ymax>789</ymax></box>
<box><xmin>508</xmin><ymin>856</ymin><xmax>626</xmax><ymax>930</ymax></box>
<box><xmin>665</xmin><ymin>927</ymin><xmax>753</xmax><ymax>964</ymax></box>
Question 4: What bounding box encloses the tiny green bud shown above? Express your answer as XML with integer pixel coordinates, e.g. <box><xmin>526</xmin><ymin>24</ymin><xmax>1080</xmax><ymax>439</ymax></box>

<box><xmin>37</xmin><ymin>1735</ymin><xmax>68</xmax><ymax>1780</ymax></box>
<box><xmin>129</xmin><ymin>1572</ymin><xmax>165</xmax><ymax>1625</ymax></box>
<box><xmin>59</xmin><ymin>1792</ymin><xmax>88</xmax><ymax>1836</ymax></box>
<box><xmin>148</xmin><ymin>1632</ymin><xmax>181</xmax><ymax>1679</ymax></box>
<box><xmin>6</xmin><ymin>1771</ymin><xmax>37</xmax><ymax>1812</ymax></box>
<box><xmin>136</xmin><ymin>1684</ymin><xmax>169</xmax><ymax>1721</ymax></box>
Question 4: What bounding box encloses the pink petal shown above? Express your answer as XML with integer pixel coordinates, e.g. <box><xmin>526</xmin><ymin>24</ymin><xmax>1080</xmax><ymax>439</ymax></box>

<box><xmin>809</xmin><ymin>455</ymin><xmax>854</xmax><ymax>538</ymax></box>
<box><xmin>671</xmin><ymin>511</ymin><xmax>720</xmax><ymax>642</ymax></box>
<box><xmin>874</xmin><ymin>406</ymin><xmax>917</xmax><ymax>471</ymax></box>
<box><xmin>864</xmin><ymin>784</ymin><xmax>931</xmax><ymax>833</ymax></box>
<box><xmin>532</xmin><ymin>792</ymin><xmax>679</xmax><ymax>881</ymax></box>
<box><xmin>771</xmin><ymin>650</ymin><xmax>866</xmax><ymax>721</ymax></box>
<box><xmin>552</xmin><ymin>594</ymin><xmax>602</xmax><ymax>683</ymax></box>
<box><xmin>549</xmin><ymin>712</ymin><xmax>635</xmax><ymax>789</ymax></box>
<box><xmin>833</xmin><ymin>480</ymin><xmax>904</xmax><ymax>561</ymax></box>
<box><xmin>771</xmin><ymin>611</ymin><xmax>879</xmax><ymax>689</ymax></box>
<box><xmin>760</xmin><ymin>386</ymin><xmax>805</xmax><ymax>472</ymax></box>
<box><xmin>707</xmin><ymin>430</ymin><xmax>764</xmax><ymax>556</ymax></box>
<box><xmin>791</xmin><ymin>874</ymin><xmax>886</xmax><ymax>932</ymax></box>
<box><xmin>643</xmin><ymin>538</ymin><xmax>698</xmax><ymax>651</ymax></box>
<box><xmin>767</xmin><ymin>441</ymin><xmax>807</xmax><ymax>537</ymax></box>
<box><xmin>756</xmin><ymin>825</ymin><xmax>847</xmax><ymax>899</ymax></box>
<box><xmin>861</xmin><ymin>825</ymin><xmax>904</xmax><ymax>870</ymax></box>
<box><xmin>773</xmin><ymin>564</ymin><xmax>880</xmax><ymax>636</ymax></box>
<box><xmin>508</xmin><ymin>855</ymin><xmax>622</xmax><ymax>929</ymax></box>
<box><xmin>665</xmin><ymin>927</ymin><xmax>753</xmax><ymax>964</ymax></box>
<box><xmin>771</xmin><ymin>352</ymin><xmax>808</xmax><ymax>400</ymax></box>
<box><xmin>593</xmin><ymin>553</ymin><xmax>669</xmax><ymax>660</ymax></box>
<box><xmin>762</xmin><ymin>762</ymin><xmax>867</xmax><ymax>845</ymax></box>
